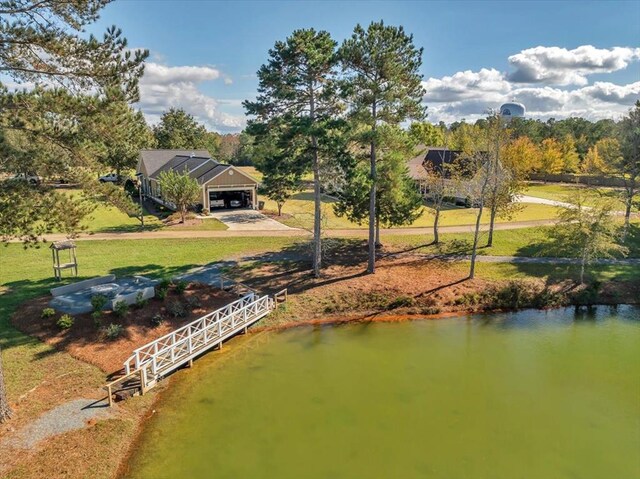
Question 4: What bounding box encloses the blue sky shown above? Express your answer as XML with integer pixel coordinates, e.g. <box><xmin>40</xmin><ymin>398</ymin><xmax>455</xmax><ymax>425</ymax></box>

<box><xmin>90</xmin><ymin>0</ymin><xmax>640</xmax><ymax>132</ymax></box>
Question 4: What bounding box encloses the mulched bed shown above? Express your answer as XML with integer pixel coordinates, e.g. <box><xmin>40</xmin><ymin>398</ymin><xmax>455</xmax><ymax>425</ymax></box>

<box><xmin>11</xmin><ymin>284</ymin><xmax>238</xmax><ymax>375</ymax></box>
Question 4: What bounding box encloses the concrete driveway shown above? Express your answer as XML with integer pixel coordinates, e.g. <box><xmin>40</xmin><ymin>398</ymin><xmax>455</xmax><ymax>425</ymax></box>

<box><xmin>515</xmin><ymin>194</ymin><xmax>574</xmax><ymax>208</ymax></box>
<box><xmin>209</xmin><ymin>209</ymin><xmax>296</xmax><ymax>231</ymax></box>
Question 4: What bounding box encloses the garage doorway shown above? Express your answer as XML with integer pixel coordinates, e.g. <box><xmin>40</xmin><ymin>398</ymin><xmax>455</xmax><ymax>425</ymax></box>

<box><xmin>209</xmin><ymin>190</ymin><xmax>253</xmax><ymax>210</ymax></box>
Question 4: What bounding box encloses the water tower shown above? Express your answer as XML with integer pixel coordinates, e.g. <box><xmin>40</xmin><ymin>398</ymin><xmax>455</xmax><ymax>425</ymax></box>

<box><xmin>499</xmin><ymin>102</ymin><xmax>525</xmax><ymax>121</ymax></box>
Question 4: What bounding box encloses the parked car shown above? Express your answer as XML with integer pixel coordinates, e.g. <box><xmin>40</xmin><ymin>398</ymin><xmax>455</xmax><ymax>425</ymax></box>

<box><xmin>98</xmin><ymin>172</ymin><xmax>126</xmax><ymax>183</ymax></box>
<box><xmin>229</xmin><ymin>199</ymin><xmax>242</xmax><ymax>208</ymax></box>
<box><xmin>11</xmin><ymin>173</ymin><xmax>42</xmax><ymax>185</ymax></box>
<box><xmin>210</xmin><ymin>199</ymin><xmax>225</xmax><ymax>209</ymax></box>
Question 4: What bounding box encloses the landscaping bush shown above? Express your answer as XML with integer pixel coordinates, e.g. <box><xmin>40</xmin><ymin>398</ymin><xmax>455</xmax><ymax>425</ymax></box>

<box><xmin>150</xmin><ymin>313</ymin><xmax>164</xmax><ymax>327</ymax></box>
<box><xmin>158</xmin><ymin>278</ymin><xmax>171</xmax><ymax>290</ymax></box>
<box><xmin>135</xmin><ymin>291</ymin><xmax>148</xmax><ymax>309</ymax></box>
<box><xmin>91</xmin><ymin>294</ymin><xmax>108</xmax><ymax>312</ymax></box>
<box><xmin>175</xmin><ymin>280</ymin><xmax>189</xmax><ymax>295</ymax></box>
<box><xmin>104</xmin><ymin>323</ymin><xmax>124</xmax><ymax>340</ymax></box>
<box><xmin>168</xmin><ymin>301</ymin><xmax>187</xmax><ymax>318</ymax></box>
<box><xmin>92</xmin><ymin>311</ymin><xmax>103</xmax><ymax>328</ymax></box>
<box><xmin>420</xmin><ymin>306</ymin><xmax>441</xmax><ymax>315</ymax></box>
<box><xmin>56</xmin><ymin>314</ymin><xmax>74</xmax><ymax>330</ymax></box>
<box><xmin>114</xmin><ymin>300</ymin><xmax>129</xmax><ymax>317</ymax></box>
<box><xmin>41</xmin><ymin>307</ymin><xmax>55</xmax><ymax>319</ymax></box>
<box><xmin>387</xmin><ymin>295</ymin><xmax>415</xmax><ymax>310</ymax></box>
<box><xmin>452</xmin><ymin>281</ymin><xmax>567</xmax><ymax>311</ymax></box>
<box><xmin>185</xmin><ymin>295</ymin><xmax>202</xmax><ymax>309</ymax></box>
<box><xmin>156</xmin><ymin>287</ymin><xmax>168</xmax><ymax>301</ymax></box>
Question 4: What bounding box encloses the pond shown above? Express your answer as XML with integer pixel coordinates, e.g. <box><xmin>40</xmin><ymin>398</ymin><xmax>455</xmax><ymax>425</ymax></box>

<box><xmin>124</xmin><ymin>306</ymin><xmax>640</xmax><ymax>479</ymax></box>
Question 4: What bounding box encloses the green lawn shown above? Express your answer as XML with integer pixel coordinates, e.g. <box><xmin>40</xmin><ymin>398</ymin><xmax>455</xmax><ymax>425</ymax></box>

<box><xmin>523</xmin><ymin>182</ymin><xmax>626</xmax><ymax>208</ymax></box>
<box><xmin>58</xmin><ymin>189</ymin><xmax>227</xmax><ymax>233</ymax></box>
<box><xmin>2</xmin><ymin>226</ymin><xmax>637</xmax><ymax>401</ymax></box>
<box><xmin>262</xmin><ymin>190</ymin><xmax>562</xmax><ymax>230</ymax></box>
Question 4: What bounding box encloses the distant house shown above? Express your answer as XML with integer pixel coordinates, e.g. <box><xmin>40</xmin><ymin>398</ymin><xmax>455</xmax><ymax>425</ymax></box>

<box><xmin>137</xmin><ymin>150</ymin><xmax>260</xmax><ymax>211</ymax></box>
<box><xmin>407</xmin><ymin>146</ymin><xmax>487</xmax><ymax>206</ymax></box>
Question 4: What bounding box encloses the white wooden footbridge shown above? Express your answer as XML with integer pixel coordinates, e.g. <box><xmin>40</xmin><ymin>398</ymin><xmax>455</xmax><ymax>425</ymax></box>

<box><xmin>105</xmin><ymin>288</ymin><xmax>287</xmax><ymax>405</ymax></box>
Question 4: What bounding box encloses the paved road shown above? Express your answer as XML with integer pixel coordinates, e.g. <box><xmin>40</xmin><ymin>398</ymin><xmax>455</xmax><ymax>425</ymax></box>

<box><xmin>30</xmin><ymin>219</ymin><xmax>559</xmax><ymax>243</ymax></box>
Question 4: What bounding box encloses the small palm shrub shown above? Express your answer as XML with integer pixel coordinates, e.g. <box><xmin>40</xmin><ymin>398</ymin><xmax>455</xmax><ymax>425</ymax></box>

<box><xmin>150</xmin><ymin>313</ymin><xmax>164</xmax><ymax>327</ymax></box>
<box><xmin>113</xmin><ymin>300</ymin><xmax>129</xmax><ymax>318</ymax></box>
<box><xmin>185</xmin><ymin>295</ymin><xmax>202</xmax><ymax>309</ymax></box>
<box><xmin>104</xmin><ymin>323</ymin><xmax>124</xmax><ymax>340</ymax></box>
<box><xmin>168</xmin><ymin>301</ymin><xmax>187</xmax><ymax>318</ymax></box>
<box><xmin>175</xmin><ymin>280</ymin><xmax>189</xmax><ymax>295</ymax></box>
<box><xmin>135</xmin><ymin>291</ymin><xmax>148</xmax><ymax>309</ymax></box>
<box><xmin>91</xmin><ymin>294</ymin><xmax>108</xmax><ymax>311</ymax></box>
<box><xmin>56</xmin><ymin>314</ymin><xmax>74</xmax><ymax>330</ymax></box>
<box><xmin>41</xmin><ymin>307</ymin><xmax>55</xmax><ymax>319</ymax></box>
<box><xmin>156</xmin><ymin>287</ymin><xmax>168</xmax><ymax>301</ymax></box>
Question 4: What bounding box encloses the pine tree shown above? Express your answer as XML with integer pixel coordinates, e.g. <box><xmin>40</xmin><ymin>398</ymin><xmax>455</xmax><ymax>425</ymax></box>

<box><xmin>245</xmin><ymin>29</ymin><xmax>342</xmax><ymax>278</ymax></box>
<box><xmin>339</xmin><ymin>21</ymin><xmax>425</xmax><ymax>273</ymax></box>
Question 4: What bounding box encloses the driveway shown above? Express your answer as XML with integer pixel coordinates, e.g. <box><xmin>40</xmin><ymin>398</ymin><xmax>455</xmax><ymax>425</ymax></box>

<box><xmin>209</xmin><ymin>209</ymin><xmax>296</xmax><ymax>231</ymax></box>
<box><xmin>515</xmin><ymin>194</ymin><xmax>574</xmax><ymax>208</ymax></box>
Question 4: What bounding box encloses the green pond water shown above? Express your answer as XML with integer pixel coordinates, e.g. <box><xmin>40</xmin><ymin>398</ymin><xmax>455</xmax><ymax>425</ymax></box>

<box><xmin>124</xmin><ymin>306</ymin><xmax>640</xmax><ymax>479</ymax></box>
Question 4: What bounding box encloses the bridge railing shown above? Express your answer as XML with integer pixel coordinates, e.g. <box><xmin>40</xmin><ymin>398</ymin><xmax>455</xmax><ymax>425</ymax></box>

<box><xmin>124</xmin><ymin>293</ymin><xmax>259</xmax><ymax>374</ymax></box>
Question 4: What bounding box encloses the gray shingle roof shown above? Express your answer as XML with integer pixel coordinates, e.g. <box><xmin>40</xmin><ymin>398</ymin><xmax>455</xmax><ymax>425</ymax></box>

<box><xmin>139</xmin><ymin>149</ymin><xmax>212</xmax><ymax>177</ymax></box>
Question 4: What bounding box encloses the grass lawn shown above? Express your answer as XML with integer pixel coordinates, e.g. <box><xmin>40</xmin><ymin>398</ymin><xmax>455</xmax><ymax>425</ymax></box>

<box><xmin>523</xmin><ymin>182</ymin><xmax>626</xmax><ymax>208</ymax></box>
<box><xmin>262</xmin><ymin>190</ymin><xmax>562</xmax><ymax>230</ymax></box>
<box><xmin>58</xmin><ymin>188</ymin><xmax>227</xmax><ymax>233</ymax></box>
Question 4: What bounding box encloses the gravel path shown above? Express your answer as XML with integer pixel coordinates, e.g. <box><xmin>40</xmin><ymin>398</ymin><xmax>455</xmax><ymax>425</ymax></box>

<box><xmin>3</xmin><ymin>398</ymin><xmax>114</xmax><ymax>450</ymax></box>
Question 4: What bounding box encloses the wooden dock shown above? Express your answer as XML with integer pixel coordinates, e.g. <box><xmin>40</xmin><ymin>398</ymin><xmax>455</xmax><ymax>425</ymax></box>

<box><xmin>106</xmin><ymin>289</ymin><xmax>287</xmax><ymax>405</ymax></box>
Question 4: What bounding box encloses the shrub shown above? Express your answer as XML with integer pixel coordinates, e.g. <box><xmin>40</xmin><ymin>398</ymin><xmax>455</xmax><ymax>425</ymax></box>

<box><xmin>92</xmin><ymin>311</ymin><xmax>103</xmax><ymax>328</ymax></box>
<box><xmin>156</xmin><ymin>287</ymin><xmax>168</xmax><ymax>301</ymax></box>
<box><xmin>150</xmin><ymin>313</ymin><xmax>164</xmax><ymax>327</ymax></box>
<box><xmin>387</xmin><ymin>295</ymin><xmax>415</xmax><ymax>310</ymax></box>
<box><xmin>158</xmin><ymin>278</ymin><xmax>171</xmax><ymax>290</ymax></box>
<box><xmin>41</xmin><ymin>307</ymin><xmax>55</xmax><ymax>319</ymax></box>
<box><xmin>91</xmin><ymin>294</ymin><xmax>108</xmax><ymax>312</ymax></box>
<box><xmin>114</xmin><ymin>300</ymin><xmax>129</xmax><ymax>318</ymax></box>
<box><xmin>135</xmin><ymin>291</ymin><xmax>148</xmax><ymax>309</ymax></box>
<box><xmin>175</xmin><ymin>280</ymin><xmax>189</xmax><ymax>295</ymax></box>
<box><xmin>104</xmin><ymin>323</ymin><xmax>124</xmax><ymax>340</ymax></box>
<box><xmin>168</xmin><ymin>301</ymin><xmax>187</xmax><ymax>318</ymax></box>
<box><xmin>421</xmin><ymin>306</ymin><xmax>441</xmax><ymax>315</ymax></box>
<box><xmin>185</xmin><ymin>295</ymin><xmax>202</xmax><ymax>309</ymax></box>
<box><xmin>56</xmin><ymin>314</ymin><xmax>74</xmax><ymax>330</ymax></box>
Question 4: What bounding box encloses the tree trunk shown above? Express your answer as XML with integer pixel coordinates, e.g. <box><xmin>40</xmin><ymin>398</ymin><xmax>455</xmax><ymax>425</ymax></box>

<box><xmin>0</xmin><ymin>346</ymin><xmax>12</xmax><ymax>423</ymax></box>
<box><xmin>469</xmin><ymin>201</ymin><xmax>484</xmax><ymax>280</ymax></box>
<box><xmin>487</xmin><ymin>202</ymin><xmax>498</xmax><ymax>247</ymax></box>
<box><xmin>277</xmin><ymin>202</ymin><xmax>283</xmax><ymax>216</ymax></box>
<box><xmin>368</xmin><ymin>104</ymin><xmax>377</xmax><ymax>274</ymax></box>
<box><xmin>375</xmin><ymin>214</ymin><xmax>381</xmax><ymax>247</ymax></box>
<box><xmin>580</xmin><ymin>254</ymin><xmax>586</xmax><ymax>284</ymax></box>
<box><xmin>622</xmin><ymin>182</ymin><xmax>635</xmax><ymax>241</ymax></box>
<box><xmin>433</xmin><ymin>203</ymin><xmax>440</xmax><ymax>244</ymax></box>
<box><xmin>309</xmin><ymin>82</ymin><xmax>322</xmax><ymax>278</ymax></box>
<box><xmin>181</xmin><ymin>206</ymin><xmax>186</xmax><ymax>223</ymax></box>
<box><xmin>368</xmin><ymin>140</ymin><xmax>377</xmax><ymax>273</ymax></box>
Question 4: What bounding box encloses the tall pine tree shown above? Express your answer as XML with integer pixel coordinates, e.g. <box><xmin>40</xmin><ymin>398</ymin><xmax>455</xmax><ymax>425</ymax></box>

<box><xmin>339</xmin><ymin>21</ymin><xmax>425</xmax><ymax>273</ymax></box>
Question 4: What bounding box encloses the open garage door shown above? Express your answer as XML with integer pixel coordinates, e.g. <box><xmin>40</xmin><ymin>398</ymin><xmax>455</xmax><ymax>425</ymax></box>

<box><xmin>209</xmin><ymin>189</ymin><xmax>253</xmax><ymax>210</ymax></box>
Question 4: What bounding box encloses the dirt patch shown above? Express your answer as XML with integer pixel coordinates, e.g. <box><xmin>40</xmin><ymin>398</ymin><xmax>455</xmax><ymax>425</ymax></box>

<box><xmin>11</xmin><ymin>284</ymin><xmax>238</xmax><ymax>375</ymax></box>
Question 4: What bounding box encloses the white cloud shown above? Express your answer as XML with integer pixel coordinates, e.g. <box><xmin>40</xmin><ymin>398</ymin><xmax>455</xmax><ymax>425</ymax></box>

<box><xmin>423</xmin><ymin>45</ymin><xmax>640</xmax><ymax>124</ymax></box>
<box><xmin>138</xmin><ymin>62</ymin><xmax>245</xmax><ymax>132</ymax></box>
<box><xmin>507</xmin><ymin>45</ymin><xmax>640</xmax><ymax>86</ymax></box>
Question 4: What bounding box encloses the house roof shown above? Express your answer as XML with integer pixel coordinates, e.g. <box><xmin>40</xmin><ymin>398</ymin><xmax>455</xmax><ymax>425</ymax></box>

<box><xmin>407</xmin><ymin>147</ymin><xmax>479</xmax><ymax>180</ymax></box>
<box><xmin>140</xmin><ymin>149</ymin><xmax>258</xmax><ymax>187</ymax></box>
<box><xmin>139</xmin><ymin>149</ymin><xmax>212</xmax><ymax>177</ymax></box>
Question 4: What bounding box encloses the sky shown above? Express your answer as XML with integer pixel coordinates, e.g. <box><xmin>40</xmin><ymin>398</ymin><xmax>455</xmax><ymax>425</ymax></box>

<box><xmin>87</xmin><ymin>0</ymin><xmax>640</xmax><ymax>133</ymax></box>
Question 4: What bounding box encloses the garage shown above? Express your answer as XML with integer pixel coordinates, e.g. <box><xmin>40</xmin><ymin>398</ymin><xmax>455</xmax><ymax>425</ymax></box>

<box><xmin>208</xmin><ymin>189</ymin><xmax>254</xmax><ymax>210</ymax></box>
<box><xmin>138</xmin><ymin>150</ymin><xmax>260</xmax><ymax>212</ymax></box>
<box><xmin>202</xmin><ymin>167</ymin><xmax>259</xmax><ymax>211</ymax></box>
